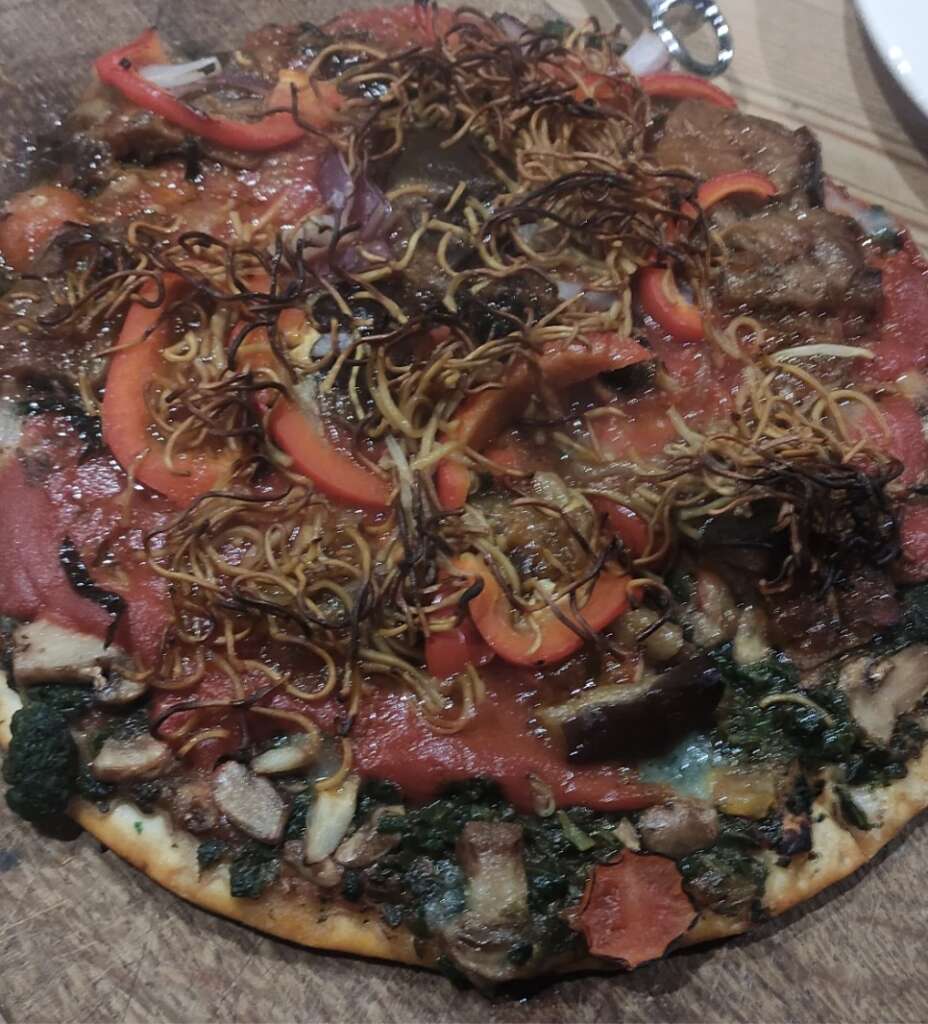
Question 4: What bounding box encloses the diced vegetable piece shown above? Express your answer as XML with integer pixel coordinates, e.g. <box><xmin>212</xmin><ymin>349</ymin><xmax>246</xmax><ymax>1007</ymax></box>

<box><xmin>574</xmin><ymin>852</ymin><xmax>696</xmax><ymax>967</ymax></box>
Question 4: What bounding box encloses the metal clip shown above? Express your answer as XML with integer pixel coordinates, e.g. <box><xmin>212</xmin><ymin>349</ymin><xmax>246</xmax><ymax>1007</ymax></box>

<box><xmin>643</xmin><ymin>0</ymin><xmax>734</xmax><ymax>77</ymax></box>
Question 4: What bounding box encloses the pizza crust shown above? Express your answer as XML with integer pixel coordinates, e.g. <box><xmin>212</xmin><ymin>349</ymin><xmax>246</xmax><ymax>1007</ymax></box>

<box><xmin>2</xmin><ymin>670</ymin><xmax>927</xmax><ymax>972</ymax></box>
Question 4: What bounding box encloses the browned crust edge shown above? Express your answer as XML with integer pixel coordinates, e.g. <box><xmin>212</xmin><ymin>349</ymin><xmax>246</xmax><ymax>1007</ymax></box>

<box><xmin>2</xmin><ymin>672</ymin><xmax>926</xmax><ymax>971</ymax></box>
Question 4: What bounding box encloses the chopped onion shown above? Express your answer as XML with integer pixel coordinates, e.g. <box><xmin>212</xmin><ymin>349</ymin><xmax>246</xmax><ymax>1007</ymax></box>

<box><xmin>304</xmin><ymin>773</ymin><xmax>360</xmax><ymax>863</ymax></box>
<box><xmin>622</xmin><ymin>31</ymin><xmax>671</xmax><ymax>77</ymax></box>
<box><xmin>773</xmin><ymin>344</ymin><xmax>875</xmax><ymax>362</ymax></box>
<box><xmin>251</xmin><ymin>734</ymin><xmax>319</xmax><ymax>775</ymax></box>
<box><xmin>140</xmin><ymin>57</ymin><xmax>222</xmax><ymax>91</ymax></box>
<box><xmin>495</xmin><ymin>13</ymin><xmax>530</xmax><ymax>45</ymax></box>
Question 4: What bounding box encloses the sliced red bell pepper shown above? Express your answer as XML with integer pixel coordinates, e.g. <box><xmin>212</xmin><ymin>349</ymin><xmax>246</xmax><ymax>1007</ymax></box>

<box><xmin>591</xmin><ymin>498</ymin><xmax>651</xmax><ymax>558</ymax></box>
<box><xmin>102</xmin><ymin>275</ymin><xmax>234</xmax><ymax>506</ymax></box>
<box><xmin>0</xmin><ymin>185</ymin><xmax>88</xmax><ymax>272</ymax></box>
<box><xmin>638</xmin><ymin>267</ymin><xmax>704</xmax><ymax>343</ymax></box>
<box><xmin>437</xmin><ymin>333</ymin><xmax>650</xmax><ymax>510</ymax></box>
<box><xmin>237</xmin><ymin>312</ymin><xmax>392</xmax><ymax>510</ymax></box>
<box><xmin>425</xmin><ymin>616</ymin><xmax>494</xmax><ymax>679</ymax></box>
<box><xmin>638</xmin><ymin>72</ymin><xmax>737</xmax><ymax>109</ymax></box>
<box><xmin>574</xmin><ymin>852</ymin><xmax>696</xmax><ymax>968</ymax></box>
<box><xmin>452</xmin><ymin>553</ymin><xmax>628</xmax><ymax>668</ymax></box>
<box><xmin>697</xmin><ymin>171</ymin><xmax>778</xmax><ymax>211</ymax></box>
<box><xmin>436</xmin><ymin>458</ymin><xmax>472</xmax><ymax>512</ymax></box>
<box><xmin>95</xmin><ymin>29</ymin><xmax>339</xmax><ymax>152</ymax></box>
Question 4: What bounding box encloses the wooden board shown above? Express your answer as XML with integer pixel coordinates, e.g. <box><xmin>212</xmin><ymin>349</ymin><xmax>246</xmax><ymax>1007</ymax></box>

<box><xmin>2</xmin><ymin>1</ymin><xmax>928</xmax><ymax>1020</ymax></box>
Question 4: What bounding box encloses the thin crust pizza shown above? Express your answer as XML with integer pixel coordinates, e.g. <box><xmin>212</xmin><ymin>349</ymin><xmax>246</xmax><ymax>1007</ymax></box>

<box><xmin>2</xmin><ymin>3</ymin><xmax>928</xmax><ymax>989</ymax></box>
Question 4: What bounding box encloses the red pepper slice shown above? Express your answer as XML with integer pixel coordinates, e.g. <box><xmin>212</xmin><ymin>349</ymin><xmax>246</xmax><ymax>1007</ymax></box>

<box><xmin>574</xmin><ymin>852</ymin><xmax>696</xmax><ymax>968</ymax></box>
<box><xmin>436</xmin><ymin>459</ymin><xmax>472</xmax><ymax>511</ymax></box>
<box><xmin>452</xmin><ymin>553</ymin><xmax>628</xmax><ymax>668</ymax></box>
<box><xmin>95</xmin><ymin>29</ymin><xmax>339</xmax><ymax>152</ymax></box>
<box><xmin>238</xmin><ymin>312</ymin><xmax>392</xmax><ymax>511</ymax></box>
<box><xmin>638</xmin><ymin>72</ymin><xmax>737</xmax><ymax>109</ymax></box>
<box><xmin>102</xmin><ymin>275</ymin><xmax>234</xmax><ymax>506</ymax></box>
<box><xmin>437</xmin><ymin>333</ymin><xmax>650</xmax><ymax>510</ymax></box>
<box><xmin>697</xmin><ymin>170</ymin><xmax>778</xmax><ymax>211</ymax></box>
<box><xmin>638</xmin><ymin>267</ymin><xmax>704</xmax><ymax>343</ymax></box>
<box><xmin>591</xmin><ymin>498</ymin><xmax>651</xmax><ymax>558</ymax></box>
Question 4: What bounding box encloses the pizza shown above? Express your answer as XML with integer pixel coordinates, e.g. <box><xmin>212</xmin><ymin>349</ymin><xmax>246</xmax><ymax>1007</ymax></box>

<box><xmin>2</xmin><ymin>2</ymin><xmax>928</xmax><ymax>990</ymax></box>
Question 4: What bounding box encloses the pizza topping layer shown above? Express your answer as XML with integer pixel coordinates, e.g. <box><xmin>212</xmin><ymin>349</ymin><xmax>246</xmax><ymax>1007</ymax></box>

<box><xmin>2</xmin><ymin>5</ymin><xmax>928</xmax><ymax>988</ymax></box>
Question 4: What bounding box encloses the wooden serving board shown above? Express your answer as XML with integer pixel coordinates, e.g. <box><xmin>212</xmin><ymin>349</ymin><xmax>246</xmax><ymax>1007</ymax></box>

<box><xmin>2</xmin><ymin>1</ymin><xmax>927</xmax><ymax>1020</ymax></box>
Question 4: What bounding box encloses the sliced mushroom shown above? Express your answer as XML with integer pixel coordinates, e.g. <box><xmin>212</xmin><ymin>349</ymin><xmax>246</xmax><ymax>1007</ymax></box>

<box><xmin>283</xmin><ymin>841</ymin><xmax>344</xmax><ymax>888</ymax></box>
<box><xmin>92</xmin><ymin>734</ymin><xmax>172</xmax><ymax>782</ymax></box>
<box><xmin>12</xmin><ymin>620</ymin><xmax>119</xmax><ymax>684</ymax></box>
<box><xmin>168</xmin><ymin>779</ymin><xmax>219</xmax><ymax>835</ymax></box>
<box><xmin>457</xmin><ymin>821</ymin><xmax>528</xmax><ymax>923</ymax></box>
<box><xmin>334</xmin><ymin>805</ymin><xmax>403</xmax><ymax>868</ymax></box>
<box><xmin>250</xmin><ymin>733</ymin><xmax>319</xmax><ymax>775</ymax></box>
<box><xmin>439</xmin><ymin>822</ymin><xmax>534</xmax><ymax>987</ymax></box>
<box><xmin>93</xmin><ymin>672</ymin><xmax>148</xmax><ymax>706</ymax></box>
<box><xmin>540</xmin><ymin>654</ymin><xmax>724</xmax><ymax>763</ymax></box>
<box><xmin>303</xmin><ymin>774</ymin><xmax>360</xmax><ymax>864</ymax></box>
<box><xmin>212</xmin><ymin>761</ymin><xmax>287</xmax><ymax>844</ymax></box>
<box><xmin>839</xmin><ymin>644</ymin><xmax>928</xmax><ymax>744</ymax></box>
<box><xmin>638</xmin><ymin>799</ymin><xmax>719</xmax><ymax>858</ymax></box>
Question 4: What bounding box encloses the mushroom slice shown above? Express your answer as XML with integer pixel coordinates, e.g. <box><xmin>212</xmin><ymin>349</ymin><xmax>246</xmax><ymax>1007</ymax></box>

<box><xmin>540</xmin><ymin>655</ymin><xmax>724</xmax><ymax>762</ymax></box>
<box><xmin>638</xmin><ymin>799</ymin><xmax>719</xmax><ymax>858</ymax></box>
<box><xmin>93</xmin><ymin>672</ymin><xmax>148</xmax><ymax>706</ymax></box>
<box><xmin>12</xmin><ymin>620</ymin><xmax>119</xmax><ymax>684</ymax></box>
<box><xmin>250</xmin><ymin>733</ymin><xmax>319</xmax><ymax>775</ymax></box>
<box><xmin>304</xmin><ymin>774</ymin><xmax>360</xmax><ymax>864</ymax></box>
<box><xmin>840</xmin><ymin>643</ymin><xmax>928</xmax><ymax>744</ymax></box>
<box><xmin>92</xmin><ymin>734</ymin><xmax>172</xmax><ymax>782</ymax></box>
<box><xmin>334</xmin><ymin>805</ymin><xmax>404</xmax><ymax>868</ymax></box>
<box><xmin>440</xmin><ymin>822</ymin><xmax>533</xmax><ymax>986</ymax></box>
<box><xmin>212</xmin><ymin>761</ymin><xmax>287</xmax><ymax>844</ymax></box>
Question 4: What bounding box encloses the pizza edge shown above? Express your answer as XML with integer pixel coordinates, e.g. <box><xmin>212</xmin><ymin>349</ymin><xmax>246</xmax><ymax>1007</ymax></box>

<box><xmin>3</xmin><ymin>670</ymin><xmax>926</xmax><ymax>971</ymax></box>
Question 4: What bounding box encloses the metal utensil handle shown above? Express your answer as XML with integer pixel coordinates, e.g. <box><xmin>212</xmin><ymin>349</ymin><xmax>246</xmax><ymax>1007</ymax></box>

<box><xmin>648</xmin><ymin>0</ymin><xmax>733</xmax><ymax>77</ymax></box>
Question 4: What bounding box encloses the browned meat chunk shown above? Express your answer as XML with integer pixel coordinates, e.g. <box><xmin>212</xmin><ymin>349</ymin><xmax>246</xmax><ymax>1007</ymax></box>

<box><xmin>655</xmin><ymin>99</ymin><xmax>822</xmax><ymax>202</ymax></box>
<box><xmin>716</xmin><ymin>208</ymin><xmax>880</xmax><ymax>318</ymax></box>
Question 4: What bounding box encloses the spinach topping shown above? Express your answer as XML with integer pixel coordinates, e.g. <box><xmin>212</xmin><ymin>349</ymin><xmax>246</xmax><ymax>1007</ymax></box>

<box><xmin>3</xmin><ymin>704</ymin><xmax>78</xmax><ymax>822</ymax></box>
<box><xmin>710</xmin><ymin>640</ymin><xmax>926</xmax><ymax>786</ymax></box>
<box><xmin>284</xmin><ymin>788</ymin><xmax>314</xmax><ymax>840</ymax></box>
<box><xmin>27</xmin><ymin>683</ymin><xmax>93</xmax><ymax>721</ymax></box>
<box><xmin>229</xmin><ymin>842</ymin><xmax>280</xmax><ymax>899</ymax></box>
<box><xmin>680</xmin><ymin>841</ymin><xmax>768</xmax><ymax>921</ymax></box>
<box><xmin>369</xmin><ymin>781</ymin><xmax>623</xmax><ymax>956</ymax></box>
<box><xmin>197</xmin><ymin>838</ymin><xmax>228</xmax><ymax>872</ymax></box>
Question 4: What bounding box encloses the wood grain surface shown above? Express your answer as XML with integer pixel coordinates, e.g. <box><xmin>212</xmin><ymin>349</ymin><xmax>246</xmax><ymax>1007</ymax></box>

<box><xmin>2</xmin><ymin>1</ymin><xmax>928</xmax><ymax>1021</ymax></box>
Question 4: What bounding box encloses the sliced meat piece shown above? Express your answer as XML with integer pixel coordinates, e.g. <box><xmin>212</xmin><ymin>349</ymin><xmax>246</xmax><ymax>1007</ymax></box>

<box><xmin>654</xmin><ymin>99</ymin><xmax>822</xmax><ymax>202</ymax></box>
<box><xmin>716</xmin><ymin>208</ymin><xmax>880</xmax><ymax>319</ymax></box>
<box><xmin>12</xmin><ymin>619</ymin><xmax>118</xmax><ymax>684</ymax></box>
<box><xmin>71</xmin><ymin>86</ymin><xmax>187</xmax><ymax>165</ymax></box>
